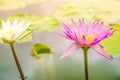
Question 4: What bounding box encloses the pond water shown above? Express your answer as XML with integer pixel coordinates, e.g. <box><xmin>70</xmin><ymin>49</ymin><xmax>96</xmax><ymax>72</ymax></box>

<box><xmin>0</xmin><ymin>32</ymin><xmax>120</xmax><ymax>80</ymax></box>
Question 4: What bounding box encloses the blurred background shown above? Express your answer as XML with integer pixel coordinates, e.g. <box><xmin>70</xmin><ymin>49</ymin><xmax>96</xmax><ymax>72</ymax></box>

<box><xmin>0</xmin><ymin>0</ymin><xmax>120</xmax><ymax>80</ymax></box>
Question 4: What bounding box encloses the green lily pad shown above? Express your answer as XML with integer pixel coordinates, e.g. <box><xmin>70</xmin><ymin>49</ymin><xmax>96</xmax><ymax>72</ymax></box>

<box><xmin>0</xmin><ymin>0</ymin><xmax>43</xmax><ymax>11</ymax></box>
<box><xmin>5</xmin><ymin>14</ymin><xmax>59</xmax><ymax>32</ymax></box>
<box><xmin>53</xmin><ymin>0</ymin><xmax>120</xmax><ymax>23</ymax></box>
<box><xmin>32</xmin><ymin>43</ymin><xmax>52</xmax><ymax>59</ymax></box>
<box><xmin>17</xmin><ymin>33</ymin><xmax>32</xmax><ymax>43</ymax></box>
<box><xmin>101</xmin><ymin>23</ymin><xmax>120</xmax><ymax>57</ymax></box>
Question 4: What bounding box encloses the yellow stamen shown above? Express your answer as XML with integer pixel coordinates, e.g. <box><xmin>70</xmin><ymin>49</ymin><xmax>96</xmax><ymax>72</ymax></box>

<box><xmin>79</xmin><ymin>34</ymin><xmax>83</xmax><ymax>41</ymax></box>
<box><xmin>86</xmin><ymin>34</ymin><xmax>94</xmax><ymax>44</ymax></box>
<box><xmin>6</xmin><ymin>30</ymin><xmax>15</xmax><ymax>35</ymax></box>
<box><xmin>79</xmin><ymin>34</ymin><xmax>95</xmax><ymax>44</ymax></box>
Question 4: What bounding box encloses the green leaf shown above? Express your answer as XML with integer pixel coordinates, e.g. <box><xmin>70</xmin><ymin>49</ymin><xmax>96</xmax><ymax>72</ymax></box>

<box><xmin>101</xmin><ymin>23</ymin><xmax>120</xmax><ymax>57</ymax></box>
<box><xmin>32</xmin><ymin>43</ymin><xmax>52</xmax><ymax>59</ymax></box>
<box><xmin>17</xmin><ymin>33</ymin><xmax>32</xmax><ymax>43</ymax></box>
<box><xmin>0</xmin><ymin>0</ymin><xmax>43</xmax><ymax>11</ymax></box>
<box><xmin>5</xmin><ymin>14</ymin><xmax>59</xmax><ymax>32</ymax></box>
<box><xmin>53</xmin><ymin>0</ymin><xmax>120</xmax><ymax>23</ymax></box>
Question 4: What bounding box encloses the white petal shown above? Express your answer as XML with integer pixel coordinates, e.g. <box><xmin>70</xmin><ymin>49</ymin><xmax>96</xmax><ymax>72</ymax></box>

<box><xmin>12</xmin><ymin>20</ymin><xmax>17</xmax><ymax>29</ymax></box>
<box><xmin>17</xmin><ymin>20</ymin><xmax>24</xmax><ymax>29</ymax></box>
<box><xmin>6</xmin><ymin>20</ymin><xmax>11</xmax><ymax>29</ymax></box>
<box><xmin>21</xmin><ymin>23</ymin><xmax>31</xmax><ymax>33</ymax></box>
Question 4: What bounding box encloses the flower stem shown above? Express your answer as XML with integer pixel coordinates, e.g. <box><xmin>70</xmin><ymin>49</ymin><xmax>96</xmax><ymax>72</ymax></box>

<box><xmin>83</xmin><ymin>47</ymin><xmax>89</xmax><ymax>80</ymax></box>
<box><xmin>10</xmin><ymin>43</ymin><xmax>25</xmax><ymax>80</ymax></box>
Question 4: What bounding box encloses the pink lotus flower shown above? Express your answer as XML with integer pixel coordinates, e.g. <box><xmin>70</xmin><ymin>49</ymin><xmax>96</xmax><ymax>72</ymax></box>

<box><xmin>58</xmin><ymin>19</ymin><xmax>115</xmax><ymax>59</ymax></box>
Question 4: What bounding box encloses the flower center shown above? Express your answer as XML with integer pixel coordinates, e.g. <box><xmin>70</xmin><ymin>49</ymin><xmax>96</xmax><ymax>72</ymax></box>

<box><xmin>6</xmin><ymin>30</ymin><xmax>15</xmax><ymax>36</ymax></box>
<box><xmin>79</xmin><ymin>34</ymin><xmax>95</xmax><ymax>44</ymax></box>
<box><xmin>86</xmin><ymin>34</ymin><xmax>94</xmax><ymax>44</ymax></box>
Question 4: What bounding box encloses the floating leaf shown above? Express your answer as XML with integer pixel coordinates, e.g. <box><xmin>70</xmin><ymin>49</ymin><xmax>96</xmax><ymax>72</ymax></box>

<box><xmin>53</xmin><ymin>0</ymin><xmax>120</xmax><ymax>23</ymax></box>
<box><xmin>101</xmin><ymin>23</ymin><xmax>120</xmax><ymax>57</ymax></box>
<box><xmin>0</xmin><ymin>0</ymin><xmax>43</xmax><ymax>11</ymax></box>
<box><xmin>32</xmin><ymin>43</ymin><xmax>52</xmax><ymax>59</ymax></box>
<box><xmin>17</xmin><ymin>33</ymin><xmax>32</xmax><ymax>43</ymax></box>
<box><xmin>5</xmin><ymin>14</ymin><xmax>59</xmax><ymax>32</ymax></box>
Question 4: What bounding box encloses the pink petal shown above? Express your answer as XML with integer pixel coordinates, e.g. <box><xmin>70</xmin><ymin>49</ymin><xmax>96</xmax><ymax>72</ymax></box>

<box><xmin>93</xmin><ymin>22</ymin><xmax>104</xmax><ymax>35</ymax></box>
<box><xmin>82</xmin><ymin>35</ymin><xmax>86</xmax><ymax>45</ymax></box>
<box><xmin>88</xmin><ymin>21</ymin><xmax>104</xmax><ymax>35</ymax></box>
<box><xmin>91</xmin><ymin>44</ymin><xmax>113</xmax><ymax>60</ymax></box>
<box><xmin>62</xmin><ymin>23</ymin><xmax>73</xmax><ymax>33</ymax></box>
<box><xmin>79</xmin><ymin>18</ymin><xmax>86</xmax><ymax>33</ymax></box>
<box><xmin>55</xmin><ymin>32</ymin><xmax>71</xmax><ymax>40</ymax></box>
<box><xmin>60</xmin><ymin>43</ymin><xmax>81</xmax><ymax>59</ymax></box>
<box><xmin>71</xmin><ymin>18</ymin><xmax>79</xmax><ymax>32</ymax></box>
<box><xmin>88</xmin><ymin>20</ymin><xmax>97</xmax><ymax>34</ymax></box>
<box><xmin>71</xmin><ymin>19</ymin><xmax>80</xmax><ymax>39</ymax></box>
<box><xmin>95</xmin><ymin>27</ymin><xmax>115</xmax><ymax>42</ymax></box>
